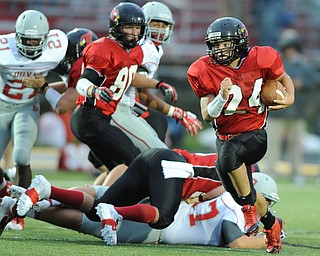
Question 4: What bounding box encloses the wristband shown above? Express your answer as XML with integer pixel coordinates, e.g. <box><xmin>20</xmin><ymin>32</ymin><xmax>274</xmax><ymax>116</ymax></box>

<box><xmin>199</xmin><ymin>193</ymin><xmax>205</xmax><ymax>202</ymax></box>
<box><xmin>207</xmin><ymin>92</ymin><xmax>227</xmax><ymax>118</ymax></box>
<box><xmin>45</xmin><ymin>88</ymin><xmax>63</xmax><ymax>111</ymax></box>
<box><xmin>76</xmin><ymin>78</ymin><xmax>93</xmax><ymax>97</ymax></box>
<box><xmin>40</xmin><ymin>82</ymin><xmax>49</xmax><ymax>92</ymax></box>
<box><xmin>167</xmin><ymin>106</ymin><xmax>175</xmax><ymax>117</ymax></box>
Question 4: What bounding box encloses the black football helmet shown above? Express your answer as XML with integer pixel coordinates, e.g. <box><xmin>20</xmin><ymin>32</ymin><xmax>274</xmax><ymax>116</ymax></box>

<box><xmin>205</xmin><ymin>17</ymin><xmax>249</xmax><ymax>65</ymax></box>
<box><xmin>109</xmin><ymin>2</ymin><xmax>146</xmax><ymax>49</ymax></box>
<box><xmin>55</xmin><ymin>28</ymin><xmax>98</xmax><ymax>75</ymax></box>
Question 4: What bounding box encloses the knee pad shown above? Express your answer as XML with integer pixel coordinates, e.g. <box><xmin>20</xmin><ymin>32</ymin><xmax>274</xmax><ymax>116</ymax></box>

<box><xmin>217</xmin><ymin>143</ymin><xmax>240</xmax><ymax>174</ymax></box>
<box><xmin>85</xmin><ymin>200</ymin><xmax>101</xmax><ymax>222</ymax></box>
<box><xmin>232</xmin><ymin>187</ymin><xmax>257</xmax><ymax>206</ymax></box>
<box><xmin>148</xmin><ymin>208</ymin><xmax>174</xmax><ymax>230</ymax></box>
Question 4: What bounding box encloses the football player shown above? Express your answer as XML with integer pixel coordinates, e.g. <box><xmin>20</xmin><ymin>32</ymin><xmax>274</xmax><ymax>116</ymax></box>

<box><xmin>110</xmin><ymin>1</ymin><xmax>203</xmax><ymax>150</ymax></box>
<box><xmin>187</xmin><ymin>17</ymin><xmax>294</xmax><ymax>253</ymax></box>
<box><xmin>0</xmin><ymin>9</ymin><xmax>67</xmax><ymax>230</ymax></box>
<box><xmin>91</xmin><ymin>1</ymin><xmax>203</xmax><ymax>178</ymax></box>
<box><xmin>0</xmin><ymin>9</ymin><xmax>67</xmax><ymax>188</ymax></box>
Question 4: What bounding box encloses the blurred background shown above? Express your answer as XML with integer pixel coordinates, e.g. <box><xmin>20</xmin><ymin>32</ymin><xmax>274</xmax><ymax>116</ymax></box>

<box><xmin>1</xmin><ymin>0</ymin><xmax>320</xmax><ymax>180</ymax></box>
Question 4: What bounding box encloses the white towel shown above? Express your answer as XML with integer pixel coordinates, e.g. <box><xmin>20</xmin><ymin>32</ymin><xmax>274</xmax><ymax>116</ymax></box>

<box><xmin>161</xmin><ymin>160</ymin><xmax>194</xmax><ymax>179</ymax></box>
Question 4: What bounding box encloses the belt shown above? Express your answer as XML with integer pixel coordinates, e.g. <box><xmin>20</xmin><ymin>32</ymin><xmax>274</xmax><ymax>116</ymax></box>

<box><xmin>217</xmin><ymin>133</ymin><xmax>239</xmax><ymax>140</ymax></box>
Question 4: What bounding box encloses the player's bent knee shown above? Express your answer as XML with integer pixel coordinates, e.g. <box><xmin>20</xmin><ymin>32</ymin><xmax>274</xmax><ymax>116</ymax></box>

<box><xmin>149</xmin><ymin>210</ymin><xmax>174</xmax><ymax>229</ymax></box>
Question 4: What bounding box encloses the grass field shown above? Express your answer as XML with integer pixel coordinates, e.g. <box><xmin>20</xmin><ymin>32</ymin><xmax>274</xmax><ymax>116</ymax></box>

<box><xmin>1</xmin><ymin>171</ymin><xmax>320</xmax><ymax>256</ymax></box>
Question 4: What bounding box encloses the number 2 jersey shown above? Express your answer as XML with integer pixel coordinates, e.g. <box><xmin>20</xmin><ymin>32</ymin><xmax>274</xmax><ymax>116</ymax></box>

<box><xmin>187</xmin><ymin>46</ymin><xmax>285</xmax><ymax>135</ymax></box>
<box><xmin>0</xmin><ymin>29</ymin><xmax>67</xmax><ymax>104</ymax></box>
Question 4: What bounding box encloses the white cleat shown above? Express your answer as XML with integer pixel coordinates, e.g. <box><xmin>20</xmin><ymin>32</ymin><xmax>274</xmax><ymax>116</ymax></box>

<box><xmin>5</xmin><ymin>217</ymin><xmax>25</xmax><ymax>231</ymax></box>
<box><xmin>4</xmin><ymin>167</ymin><xmax>16</xmax><ymax>183</ymax></box>
<box><xmin>33</xmin><ymin>199</ymin><xmax>52</xmax><ymax>212</ymax></box>
<box><xmin>9</xmin><ymin>185</ymin><xmax>26</xmax><ymax>199</ymax></box>
<box><xmin>17</xmin><ymin>175</ymin><xmax>51</xmax><ymax>216</ymax></box>
<box><xmin>96</xmin><ymin>203</ymin><xmax>123</xmax><ymax>246</ymax></box>
<box><xmin>0</xmin><ymin>196</ymin><xmax>17</xmax><ymax>236</ymax></box>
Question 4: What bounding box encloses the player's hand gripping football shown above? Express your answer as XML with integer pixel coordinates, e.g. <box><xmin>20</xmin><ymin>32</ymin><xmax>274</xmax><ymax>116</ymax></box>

<box><xmin>156</xmin><ymin>81</ymin><xmax>178</xmax><ymax>103</ymax></box>
<box><xmin>92</xmin><ymin>86</ymin><xmax>113</xmax><ymax>103</ymax></box>
<box><xmin>170</xmin><ymin>107</ymin><xmax>204</xmax><ymax>136</ymax></box>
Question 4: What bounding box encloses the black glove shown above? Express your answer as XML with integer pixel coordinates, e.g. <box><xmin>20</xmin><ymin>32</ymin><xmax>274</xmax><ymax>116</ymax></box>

<box><xmin>92</xmin><ymin>86</ymin><xmax>113</xmax><ymax>103</ymax></box>
<box><xmin>156</xmin><ymin>81</ymin><xmax>178</xmax><ymax>103</ymax></box>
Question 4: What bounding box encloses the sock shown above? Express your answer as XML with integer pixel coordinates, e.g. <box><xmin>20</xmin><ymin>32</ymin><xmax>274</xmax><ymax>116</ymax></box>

<box><xmin>50</xmin><ymin>199</ymin><xmax>61</xmax><ymax>207</ymax></box>
<box><xmin>260</xmin><ymin>209</ymin><xmax>276</xmax><ymax>230</ymax></box>
<box><xmin>115</xmin><ymin>204</ymin><xmax>157</xmax><ymax>223</ymax></box>
<box><xmin>50</xmin><ymin>186</ymin><xmax>84</xmax><ymax>208</ymax></box>
<box><xmin>26</xmin><ymin>209</ymin><xmax>36</xmax><ymax>218</ymax></box>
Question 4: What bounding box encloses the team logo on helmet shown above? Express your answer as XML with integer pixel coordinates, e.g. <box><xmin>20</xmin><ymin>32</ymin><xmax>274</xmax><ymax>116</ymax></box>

<box><xmin>110</xmin><ymin>9</ymin><xmax>120</xmax><ymax>23</ymax></box>
<box><xmin>79</xmin><ymin>32</ymin><xmax>93</xmax><ymax>47</ymax></box>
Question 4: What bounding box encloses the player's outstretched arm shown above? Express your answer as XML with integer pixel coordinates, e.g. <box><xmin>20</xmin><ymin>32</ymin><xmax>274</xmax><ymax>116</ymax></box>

<box><xmin>132</xmin><ymin>73</ymin><xmax>177</xmax><ymax>103</ymax></box>
<box><xmin>138</xmin><ymin>88</ymin><xmax>203</xmax><ymax>136</ymax></box>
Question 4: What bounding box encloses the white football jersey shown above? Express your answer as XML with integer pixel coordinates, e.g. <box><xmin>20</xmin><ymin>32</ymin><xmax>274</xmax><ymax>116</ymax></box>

<box><xmin>162</xmin><ymin>192</ymin><xmax>245</xmax><ymax>246</ymax></box>
<box><xmin>0</xmin><ymin>29</ymin><xmax>67</xmax><ymax>104</ymax></box>
<box><xmin>120</xmin><ymin>37</ymin><xmax>163</xmax><ymax>107</ymax></box>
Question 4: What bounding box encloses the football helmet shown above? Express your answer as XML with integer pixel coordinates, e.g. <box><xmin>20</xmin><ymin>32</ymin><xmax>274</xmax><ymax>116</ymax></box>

<box><xmin>15</xmin><ymin>10</ymin><xmax>49</xmax><ymax>59</ymax></box>
<box><xmin>205</xmin><ymin>17</ymin><xmax>249</xmax><ymax>65</ymax></box>
<box><xmin>109</xmin><ymin>2</ymin><xmax>146</xmax><ymax>49</ymax></box>
<box><xmin>142</xmin><ymin>1</ymin><xmax>175</xmax><ymax>44</ymax></box>
<box><xmin>56</xmin><ymin>28</ymin><xmax>98</xmax><ymax>75</ymax></box>
<box><xmin>253</xmin><ymin>173</ymin><xmax>280</xmax><ymax>207</ymax></box>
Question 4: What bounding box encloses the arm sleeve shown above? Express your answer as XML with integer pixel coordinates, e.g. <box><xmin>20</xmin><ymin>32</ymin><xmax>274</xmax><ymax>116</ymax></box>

<box><xmin>221</xmin><ymin>219</ymin><xmax>244</xmax><ymax>246</ymax></box>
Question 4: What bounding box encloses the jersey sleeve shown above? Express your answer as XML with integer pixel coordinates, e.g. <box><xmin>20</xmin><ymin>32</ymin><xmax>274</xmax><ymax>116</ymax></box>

<box><xmin>187</xmin><ymin>57</ymin><xmax>218</xmax><ymax>98</ymax></box>
<box><xmin>68</xmin><ymin>58</ymin><xmax>83</xmax><ymax>88</ymax></box>
<box><xmin>82</xmin><ymin>42</ymin><xmax>110</xmax><ymax>75</ymax></box>
<box><xmin>187</xmin><ymin>62</ymin><xmax>205</xmax><ymax>98</ymax></box>
<box><xmin>256</xmin><ymin>46</ymin><xmax>285</xmax><ymax>80</ymax></box>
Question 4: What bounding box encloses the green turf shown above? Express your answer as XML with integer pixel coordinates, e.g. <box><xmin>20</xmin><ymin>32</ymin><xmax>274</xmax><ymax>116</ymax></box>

<box><xmin>1</xmin><ymin>171</ymin><xmax>320</xmax><ymax>256</ymax></box>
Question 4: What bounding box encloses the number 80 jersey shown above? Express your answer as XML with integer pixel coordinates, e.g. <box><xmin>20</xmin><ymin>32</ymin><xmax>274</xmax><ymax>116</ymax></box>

<box><xmin>0</xmin><ymin>29</ymin><xmax>67</xmax><ymax>104</ymax></box>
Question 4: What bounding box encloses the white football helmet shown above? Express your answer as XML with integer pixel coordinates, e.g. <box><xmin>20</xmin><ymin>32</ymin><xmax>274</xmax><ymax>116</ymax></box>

<box><xmin>15</xmin><ymin>10</ymin><xmax>49</xmax><ymax>59</ymax></box>
<box><xmin>253</xmin><ymin>172</ymin><xmax>280</xmax><ymax>207</ymax></box>
<box><xmin>142</xmin><ymin>1</ymin><xmax>175</xmax><ymax>44</ymax></box>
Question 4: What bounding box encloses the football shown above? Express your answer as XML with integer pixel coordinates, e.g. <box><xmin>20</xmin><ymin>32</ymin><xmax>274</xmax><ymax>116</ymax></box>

<box><xmin>261</xmin><ymin>80</ymin><xmax>284</xmax><ymax>106</ymax></box>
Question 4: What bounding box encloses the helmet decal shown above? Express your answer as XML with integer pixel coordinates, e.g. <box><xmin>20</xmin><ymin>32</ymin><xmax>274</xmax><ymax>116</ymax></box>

<box><xmin>110</xmin><ymin>9</ymin><xmax>120</xmax><ymax>23</ymax></box>
<box><xmin>79</xmin><ymin>32</ymin><xmax>93</xmax><ymax>47</ymax></box>
<box><xmin>108</xmin><ymin>2</ymin><xmax>146</xmax><ymax>49</ymax></box>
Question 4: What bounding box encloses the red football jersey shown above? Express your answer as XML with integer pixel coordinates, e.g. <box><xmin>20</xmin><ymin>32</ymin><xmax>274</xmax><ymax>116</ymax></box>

<box><xmin>173</xmin><ymin>148</ymin><xmax>217</xmax><ymax>167</ymax></box>
<box><xmin>187</xmin><ymin>46</ymin><xmax>284</xmax><ymax>135</ymax></box>
<box><xmin>76</xmin><ymin>37</ymin><xmax>143</xmax><ymax>116</ymax></box>
<box><xmin>68</xmin><ymin>57</ymin><xmax>83</xmax><ymax>88</ymax></box>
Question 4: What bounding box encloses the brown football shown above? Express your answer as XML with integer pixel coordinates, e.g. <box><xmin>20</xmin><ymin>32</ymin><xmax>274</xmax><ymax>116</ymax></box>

<box><xmin>261</xmin><ymin>80</ymin><xmax>284</xmax><ymax>106</ymax></box>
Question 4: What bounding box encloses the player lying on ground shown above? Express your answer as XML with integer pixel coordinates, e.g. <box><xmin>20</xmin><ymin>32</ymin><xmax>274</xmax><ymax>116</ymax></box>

<box><xmin>1</xmin><ymin>172</ymin><xmax>280</xmax><ymax>249</ymax></box>
<box><xmin>1</xmin><ymin>149</ymin><xmax>282</xmax><ymax>248</ymax></box>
